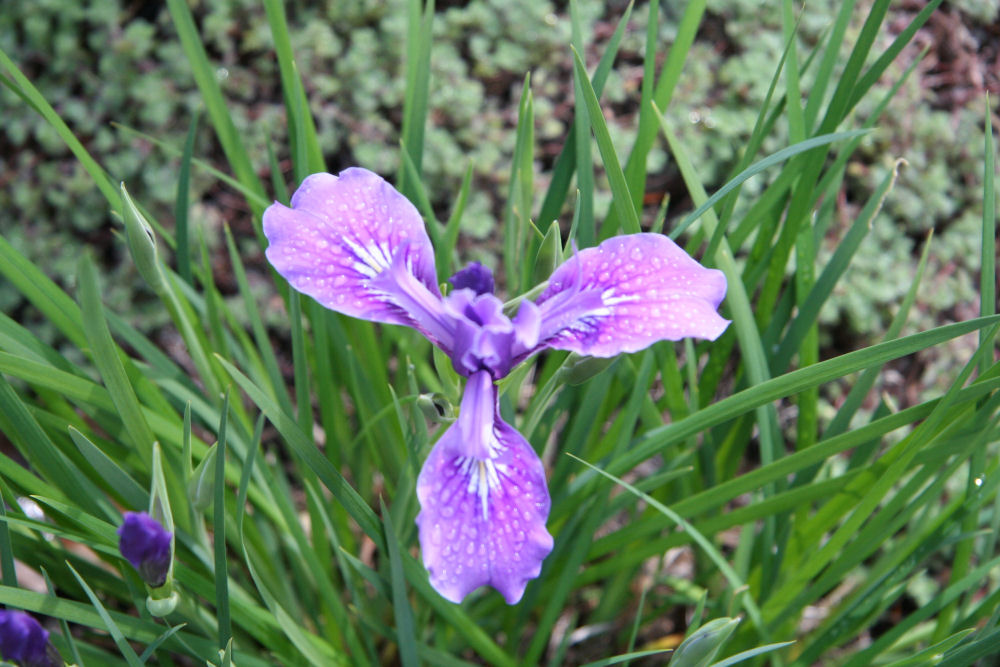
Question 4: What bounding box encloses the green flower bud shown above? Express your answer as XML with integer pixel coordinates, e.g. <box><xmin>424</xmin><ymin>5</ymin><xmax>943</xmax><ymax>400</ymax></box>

<box><xmin>670</xmin><ymin>617</ymin><xmax>741</xmax><ymax>667</ymax></box>
<box><xmin>121</xmin><ymin>182</ymin><xmax>166</xmax><ymax>293</ymax></box>
<box><xmin>188</xmin><ymin>443</ymin><xmax>219</xmax><ymax>511</ymax></box>
<box><xmin>417</xmin><ymin>393</ymin><xmax>456</xmax><ymax>423</ymax></box>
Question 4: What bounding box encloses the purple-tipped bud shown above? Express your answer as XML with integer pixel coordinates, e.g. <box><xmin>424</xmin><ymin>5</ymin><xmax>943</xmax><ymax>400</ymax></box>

<box><xmin>118</xmin><ymin>512</ymin><xmax>172</xmax><ymax>588</ymax></box>
<box><xmin>448</xmin><ymin>262</ymin><xmax>495</xmax><ymax>296</ymax></box>
<box><xmin>0</xmin><ymin>610</ymin><xmax>60</xmax><ymax>667</ymax></box>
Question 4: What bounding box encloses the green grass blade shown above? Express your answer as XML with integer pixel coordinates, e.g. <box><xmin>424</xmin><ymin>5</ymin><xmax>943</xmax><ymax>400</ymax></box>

<box><xmin>78</xmin><ymin>254</ymin><xmax>154</xmax><ymax>467</ymax></box>
<box><xmin>569</xmin><ymin>0</ymin><xmax>595</xmax><ymax>248</ymax></box>
<box><xmin>0</xmin><ymin>47</ymin><xmax>118</xmax><ymax>208</ymax></box>
<box><xmin>598</xmin><ymin>315</ymin><xmax>1000</xmax><ymax>481</ymax></box>
<box><xmin>572</xmin><ymin>47</ymin><xmax>640</xmax><ymax>236</ymax></box>
<box><xmin>537</xmin><ymin>1</ymin><xmax>633</xmax><ymax>231</ymax></box>
<box><xmin>214</xmin><ymin>391</ymin><xmax>232</xmax><ymax>652</ymax></box>
<box><xmin>802</xmin><ymin>0</ymin><xmax>856</xmax><ymax>130</ymax></box>
<box><xmin>113</xmin><ymin>123</ymin><xmax>271</xmax><ymax>211</ymax></box>
<box><xmin>223</xmin><ymin>224</ymin><xmax>295</xmax><ymax>417</ymax></box>
<box><xmin>504</xmin><ymin>75</ymin><xmax>535</xmax><ymax>291</ymax></box>
<box><xmin>980</xmin><ymin>98</ymin><xmax>996</xmax><ymax>372</ymax></box>
<box><xmin>847</xmin><ymin>0</ymin><xmax>943</xmax><ymax>111</ymax></box>
<box><xmin>175</xmin><ymin>109</ymin><xmax>201</xmax><ymax>284</ymax></box>
<box><xmin>67</xmin><ymin>564</ymin><xmax>144</xmax><ymax>667</ymax></box>
<box><xmin>772</xmin><ymin>158</ymin><xmax>902</xmax><ymax>372</ymax></box>
<box><xmin>673</xmin><ymin>129</ymin><xmax>867</xmax><ymax>242</ymax></box>
<box><xmin>380</xmin><ymin>499</ymin><xmax>418</xmax><ymax>667</ymax></box>
<box><xmin>216</xmin><ymin>355</ymin><xmax>381</xmax><ymax>542</ymax></box>
<box><xmin>163</xmin><ymin>0</ymin><xmax>266</xmax><ymax>216</ymax></box>
<box><xmin>398</xmin><ymin>0</ymin><xmax>434</xmax><ymax>200</ymax></box>
<box><xmin>618</xmin><ymin>0</ymin><xmax>707</xmax><ymax>220</ymax></box>
<box><xmin>68</xmin><ymin>428</ymin><xmax>148</xmax><ymax>511</ymax></box>
<box><xmin>263</xmin><ymin>0</ymin><xmax>324</xmax><ymax>176</ymax></box>
<box><xmin>570</xmin><ymin>454</ymin><xmax>766</xmax><ymax>635</ymax></box>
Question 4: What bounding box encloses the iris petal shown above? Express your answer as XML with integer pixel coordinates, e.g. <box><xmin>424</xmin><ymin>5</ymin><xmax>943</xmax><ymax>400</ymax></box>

<box><xmin>263</xmin><ymin>168</ymin><xmax>440</xmax><ymax>327</ymax></box>
<box><xmin>533</xmin><ymin>233</ymin><xmax>729</xmax><ymax>356</ymax></box>
<box><xmin>415</xmin><ymin>371</ymin><xmax>553</xmax><ymax>604</ymax></box>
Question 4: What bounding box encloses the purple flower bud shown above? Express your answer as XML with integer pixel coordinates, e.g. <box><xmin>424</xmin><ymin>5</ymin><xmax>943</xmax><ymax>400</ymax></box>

<box><xmin>0</xmin><ymin>610</ymin><xmax>60</xmax><ymax>667</ymax></box>
<box><xmin>118</xmin><ymin>512</ymin><xmax>172</xmax><ymax>588</ymax></box>
<box><xmin>448</xmin><ymin>262</ymin><xmax>495</xmax><ymax>296</ymax></box>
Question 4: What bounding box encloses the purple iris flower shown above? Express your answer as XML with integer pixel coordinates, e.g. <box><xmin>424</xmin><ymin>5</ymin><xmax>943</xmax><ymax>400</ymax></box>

<box><xmin>263</xmin><ymin>168</ymin><xmax>728</xmax><ymax>603</ymax></box>
<box><xmin>0</xmin><ymin>610</ymin><xmax>60</xmax><ymax>667</ymax></box>
<box><xmin>118</xmin><ymin>511</ymin><xmax>173</xmax><ymax>588</ymax></box>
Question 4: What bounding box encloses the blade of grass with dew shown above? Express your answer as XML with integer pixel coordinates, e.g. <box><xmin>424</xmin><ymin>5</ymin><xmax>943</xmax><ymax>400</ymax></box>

<box><xmin>784</xmin><ymin>425</ymin><xmax>998</xmax><ymax>657</ymax></box>
<box><xmin>611</xmin><ymin>316</ymin><xmax>1000</xmax><ymax>478</ymax></box>
<box><xmin>583</xmin><ymin>373</ymin><xmax>1000</xmax><ymax>568</ymax></box>
<box><xmin>762</xmin><ymin>328</ymin><xmax>998</xmax><ymax>629</ymax></box>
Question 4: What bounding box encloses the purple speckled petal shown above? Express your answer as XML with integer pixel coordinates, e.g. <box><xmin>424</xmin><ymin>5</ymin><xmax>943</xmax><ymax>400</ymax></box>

<box><xmin>533</xmin><ymin>234</ymin><xmax>729</xmax><ymax>356</ymax></box>
<box><xmin>263</xmin><ymin>168</ymin><xmax>440</xmax><ymax>327</ymax></box>
<box><xmin>416</xmin><ymin>371</ymin><xmax>553</xmax><ymax>604</ymax></box>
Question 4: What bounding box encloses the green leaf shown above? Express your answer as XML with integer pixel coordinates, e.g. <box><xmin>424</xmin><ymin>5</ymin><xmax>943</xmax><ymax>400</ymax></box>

<box><xmin>571</xmin><ymin>47</ymin><xmax>640</xmax><ymax>235</ymax></box>
<box><xmin>380</xmin><ymin>499</ymin><xmax>418</xmax><ymax>667</ymax></box>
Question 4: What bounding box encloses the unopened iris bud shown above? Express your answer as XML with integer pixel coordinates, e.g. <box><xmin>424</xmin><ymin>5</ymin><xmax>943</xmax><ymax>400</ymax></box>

<box><xmin>417</xmin><ymin>393</ymin><xmax>455</xmax><ymax>423</ymax></box>
<box><xmin>448</xmin><ymin>262</ymin><xmax>494</xmax><ymax>296</ymax></box>
<box><xmin>188</xmin><ymin>444</ymin><xmax>219</xmax><ymax>511</ymax></box>
<box><xmin>0</xmin><ymin>610</ymin><xmax>61</xmax><ymax>667</ymax></box>
<box><xmin>669</xmin><ymin>617</ymin><xmax>741</xmax><ymax>667</ymax></box>
<box><xmin>120</xmin><ymin>183</ymin><xmax>166</xmax><ymax>293</ymax></box>
<box><xmin>118</xmin><ymin>511</ymin><xmax>172</xmax><ymax>588</ymax></box>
